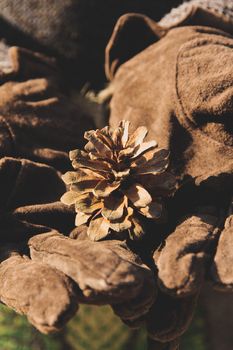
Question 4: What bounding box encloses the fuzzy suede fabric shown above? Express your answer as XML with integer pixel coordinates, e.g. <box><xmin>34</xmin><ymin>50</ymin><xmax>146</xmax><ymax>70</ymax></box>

<box><xmin>0</xmin><ymin>44</ymin><xmax>95</xmax><ymax>171</ymax></box>
<box><xmin>108</xmin><ymin>23</ymin><xmax>233</xmax><ymax>191</ymax></box>
<box><xmin>0</xmin><ymin>43</ymin><xmax>97</xmax><ymax>332</ymax></box>
<box><xmin>0</xmin><ymin>0</ymin><xmax>182</xmax><ymax>86</ymax></box>
<box><xmin>0</xmin><ymin>253</ymin><xmax>79</xmax><ymax>333</ymax></box>
<box><xmin>146</xmin><ymin>292</ymin><xmax>198</xmax><ymax>342</ymax></box>
<box><xmin>0</xmin><ymin>5</ymin><xmax>232</xmax><ymax>347</ymax></box>
<box><xmin>0</xmin><ymin>157</ymin><xmax>80</xmax><ymax>333</ymax></box>
<box><xmin>212</xmin><ymin>214</ymin><xmax>233</xmax><ymax>290</ymax></box>
<box><xmin>0</xmin><ymin>157</ymin><xmax>74</xmax><ymax>243</ymax></box>
<box><xmin>0</xmin><ymin>154</ymin><xmax>157</xmax><ymax>335</ymax></box>
<box><xmin>29</xmin><ymin>231</ymin><xmax>156</xmax><ymax>306</ymax></box>
<box><xmin>156</xmin><ymin>214</ymin><xmax>220</xmax><ymax>296</ymax></box>
<box><xmin>106</xmin><ymin>11</ymin><xmax>233</xmax><ymax>347</ymax></box>
<box><xmin>0</xmin><ymin>41</ymin><xmax>160</xmax><ymax>338</ymax></box>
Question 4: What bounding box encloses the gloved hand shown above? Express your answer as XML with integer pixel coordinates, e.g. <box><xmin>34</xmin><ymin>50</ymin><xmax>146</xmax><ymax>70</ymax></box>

<box><xmin>0</xmin><ymin>156</ymin><xmax>79</xmax><ymax>333</ymax></box>
<box><xmin>2</xmin><ymin>8</ymin><xmax>232</xmax><ymax>349</ymax></box>
<box><xmin>0</xmin><ymin>42</ymin><xmax>95</xmax><ymax>171</ymax></box>
<box><xmin>29</xmin><ymin>227</ymin><xmax>196</xmax><ymax>349</ymax></box>
<box><xmin>0</xmin><ymin>154</ymin><xmax>160</xmax><ymax>338</ymax></box>
<box><xmin>104</xmin><ymin>8</ymin><xmax>233</xmax><ymax>347</ymax></box>
<box><xmin>0</xmin><ymin>43</ymin><xmax>159</xmax><ymax>338</ymax></box>
<box><xmin>0</xmin><ymin>43</ymin><xmax>93</xmax><ymax>333</ymax></box>
<box><xmin>0</xmin><ymin>12</ymin><xmax>197</xmax><ymax>349</ymax></box>
<box><xmin>0</xmin><ymin>0</ymin><xmax>182</xmax><ymax>87</ymax></box>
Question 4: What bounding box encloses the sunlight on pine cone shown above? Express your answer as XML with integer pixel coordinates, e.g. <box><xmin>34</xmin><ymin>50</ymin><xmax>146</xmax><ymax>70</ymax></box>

<box><xmin>61</xmin><ymin>121</ymin><xmax>176</xmax><ymax>241</ymax></box>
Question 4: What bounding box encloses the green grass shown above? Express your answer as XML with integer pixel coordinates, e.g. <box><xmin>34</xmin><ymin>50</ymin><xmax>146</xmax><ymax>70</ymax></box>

<box><xmin>0</xmin><ymin>303</ymin><xmax>206</xmax><ymax>350</ymax></box>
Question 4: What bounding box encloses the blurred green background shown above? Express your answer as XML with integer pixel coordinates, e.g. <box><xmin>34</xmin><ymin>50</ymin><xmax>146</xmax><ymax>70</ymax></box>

<box><xmin>0</xmin><ymin>303</ymin><xmax>206</xmax><ymax>350</ymax></box>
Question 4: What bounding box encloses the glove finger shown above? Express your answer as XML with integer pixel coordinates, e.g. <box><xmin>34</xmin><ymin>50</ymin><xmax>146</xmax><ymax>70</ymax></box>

<box><xmin>0</xmin><ymin>46</ymin><xmax>95</xmax><ymax>170</ymax></box>
<box><xmin>147</xmin><ymin>337</ymin><xmax>180</xmax><ymax>350</ymax></box>
<box><xmin>0</xmin><ymin>252</ymin><xmax>79</xmax><ymax>333</ymax></box>
<box><xmin>13</xmin><ymin>201</ymin><xmax>75</xmax><ymax>235</ymax></box>
<box><xmin>0</xmin><ymin>44</ymin><xmax>57</xmax><ymax>83</ymax></box>
<box><xmin>156</xmin><ymin>213</ymin><xmax>220</xmax><ymax>296</ymax></box>
<box><xmin>211</xmin><ymin>214</ymin><xmax>233</xmax><ymax>291</ymax></box>
<box><xmin>146</xmin><ymin>291</ymin><xmax>198</xmax><ymax>342</ymax></box>
<box><xmin>29</xmin><ymin>231</ymin><xmax>155</xmax><ymax>305</ymax></box>
<box><xmin>0</xmin><ymin>157</ymin><xmax>68</xmax><ymax>242</ymax></box>
<box><xmin>0</xmin><ymin>215</ymin><xmax>54</xmax><ymax>244</ymax></box>
<box><xmin>112</xmin><ymin>270</ymin><xmax>157</xmax><ymax>328</ymax></box>
<box><xmin>9</xmin><ymin>78</ymin><xmax>54</xmax><ymax>100</ymax></box>
<box><xmin>10</xmin><ymin>47</ymin><xmax>58</xmax><ymax>80</ymax></box>
<box><xmin>0</xmin><ymin>157</ymin><xmax>64</xmax><ymax>210</ymax></box>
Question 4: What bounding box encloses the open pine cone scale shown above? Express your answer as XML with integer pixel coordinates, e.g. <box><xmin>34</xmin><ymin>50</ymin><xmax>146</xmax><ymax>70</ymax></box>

<box><xmin>61</xmin><ymin>121</ymin><xmax>176</xmax><ymax>241</ymax></box>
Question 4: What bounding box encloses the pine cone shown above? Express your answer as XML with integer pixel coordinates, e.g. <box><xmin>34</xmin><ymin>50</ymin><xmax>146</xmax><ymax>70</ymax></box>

<box><xmin>61</xmin><ymin>121</ymin><xmax>176</xmax><ymax>241</ymax></box>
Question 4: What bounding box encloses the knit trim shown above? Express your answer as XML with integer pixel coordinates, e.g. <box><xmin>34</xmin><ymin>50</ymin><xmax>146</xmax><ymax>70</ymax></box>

<box><xmin>159</xmin><ymin>0</ymin><xmax>233</xmax><ymax>28</ymax></box>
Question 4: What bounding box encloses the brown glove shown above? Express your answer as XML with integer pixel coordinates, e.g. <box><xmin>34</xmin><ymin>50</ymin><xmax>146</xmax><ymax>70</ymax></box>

<box><xmin>0</xmin><ymin>155</ymin><xmax>157</xmax><ymax>335</ymax></box>
<box><xmin>153</xmin><ymin>196</ymin><xmax>233</xmax><ymax>295</ymax></box>
<box><xmin>0</xmin><ymin>0</ymin><xmax>182</xmax><ymax>87</ymax></box>
<box><xmin>0</xmin><ymin>156</ymin><xmax>80</xmax><ymax>333</ymax></box>
<box><xmin>0</xmin><ymin>44</ymin><xmax>94</xmax><ymax>332</ymax></box>
<box><xmin>29</xmin><ymin>229</ymin><xmax>156</xmax><ymax>307</ymax></box>
<box><xmin>0</xmin><ymin>42</ymin><xmax>95</xmax><ymax>171</ymax></box>
<box><xmin>0</xmin><ymin>43</ymin><xmax>159</xmax><ymax>341</ymax></box>
<box><xmin>104</xmin><ymin>9</ymin><xmax>233</xmax><ymax>346</ymax></box>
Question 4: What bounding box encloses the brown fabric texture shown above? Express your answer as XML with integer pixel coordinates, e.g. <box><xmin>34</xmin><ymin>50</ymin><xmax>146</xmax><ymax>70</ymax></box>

<box><xmin>29</xmin><ymin>230</ymin><xmax>156</xmax><ymax>306</ymax></box>
<box><xmin>0</xmin><ymin>43</ymin><xmax>97</xmax><ymax>332</ymax></box>
<box><xmin>105</xmin><ymin>13</ymin><xmax>165</xmax><ymax>80</ymax></box>
<box><xmin>105</xmin><ymin>11</ymin><xmax>233</xmax><ymax>344</ymax></box>
<box><xmin>107</xmin><ymin>22</ymin><xmax>233</xmax><ymax>191</ymax></box>
<box><xmin>0</xmin><ymin>156</ymin><xmax>80</xmax><ymax>332</ymax></box>
<box><xmin>0</xmin><ymin>4</ymin><xmax>232</xmax><ymax>344</ymax></box>
<box><xmin>212</xmin><ymin>214</ymin><xmax>233</xmax><ymax>291</ymax></box>
<box><xmin>0</xmin><ymin>44</ymin><xmax>95</xmax><ymax>171</ymax></box>
<box><xmin>0</xmin><ymin>0</ymin><xmax>182</xmax><ymax>86</ymax></box>
<box><xmin>156</xmin><ymin>214</ymin><xmax>220</xmax><ymax>296</ymax></box>
<box><xmin>146</xmin><ymin>292</ymin><xmax>198</xmax><ymax>342</ymax></box>
<box><xmin>0</xmin><ymin>253</ymin><xmax>79</xmax><ymax>333</ymax></box>
<box><xmin>0</xmin><ymin>39</ymin><xmax>161</xmax><ymax>338</ymax></box>
<box><xmin>0</xmin><ymin>156</ymin><xmax>75</xmax><ymax>243</ymax></box>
